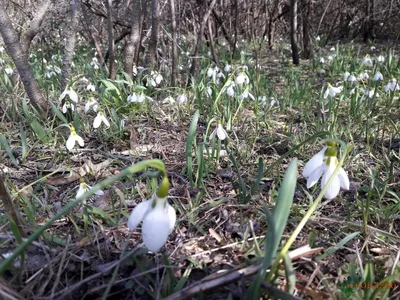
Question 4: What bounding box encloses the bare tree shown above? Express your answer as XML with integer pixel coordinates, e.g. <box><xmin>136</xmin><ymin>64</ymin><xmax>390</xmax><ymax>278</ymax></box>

<box><xmin>124</xmin><ymin>0</ymin><xmax>142</xmax><ymax>78</ymax></box>
<box><xmin>105</xmin><ymin>0</ymin><xmax>116</xmax><ymax>79</ymax></box>
<box><xmin>148</xmin><ymin>0</ymin><xmax>160</xmax><ymax>66</ymax></box>
<box><xmin>363</xmin><ymin>0</ymin><xmax>375</xmax><ymax>41</ymax></box>
<box><xmin>290</xmin><ymin>0</ymin><xmax>300</xmax><ymax>65</ymax></box>
<box><xmin>60</xmin><ymin>0</ymin><xmax>81</xmax><ymax>91</ymax></box>
<box><xmin>170</xmin><ymin>0</ymin><xmax>178</xmax><ymax>86</ymax></box>
<box><xmin>0</xmin><ymin>0</ymin><xmax>51</xmax><ymax>113</ymax></box>
<box><xmin>188</xmin><ymin>0</ymin><xmax>217</xmax><ymax>84</ymax></box>
<box><xmin>302</xmin><ymin>0</ymin><xmax>312</xmax><ymax>59</ymax></box>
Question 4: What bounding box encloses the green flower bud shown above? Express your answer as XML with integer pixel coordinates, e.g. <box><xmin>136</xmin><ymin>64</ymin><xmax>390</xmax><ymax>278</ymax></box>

<box><xmin>156</xmin><ymin>176</ymin><xmax>169</xmax><ymax>199</ymax></box>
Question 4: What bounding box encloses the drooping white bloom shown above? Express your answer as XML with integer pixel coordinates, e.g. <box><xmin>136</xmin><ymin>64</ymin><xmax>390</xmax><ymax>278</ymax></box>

<box><xmin>319</xmin><ymin>57</ymin><xmax>325</xmax><ymax>64</ymax></box>
<box><xmin>330</xmin><ymin>47</ymin><xmax>335</xmax><ymax>52</ymax></box>
<box><xmin>316</xmin><ymin>36</ymin><xmax>321</xmax><ymax>42</ymax></box>
<box><xmin>45</xmin><ymin>71</ymin><xmax>57</xmax><ymax>78</ymax></box>
<box><xmin>235</xmin><ymin>72</ymin><xmax>249</xmax><ymax>85</ymax></box>
<box><xmin>358</xmin><ymin>72</ymin><xmax>369</xmax><ymax>81</ymax></box>
<box><xmin>59</xmin><ymin>87</ymin><xmax>78</xmax><ymax>103</ymax></box>
<box><xmin>93</xmin><ymin>111</ymin><xmax>110</xmax><ymax>128</ymax></box>
<box><xmin>343</xmin><ymin>71</ymin><xmax>350</xmax><ymax>81</ymax></box>
<box><xmin>327</xmin><ymin>55</ymin><xmax>334</xmax><ymax>62</ymax></box>
<box><xmin>361</xmin><ymin>55</ymin><xmax>373</xmax><ymax>67</ymax></box>
<box><xmin>4</xmin><ymin>67</ymin><xmax>13</xmax><ymax>75</ymax></box>
<box><xmin>370</xmin><ymin>46</ymin><xmax>376</xmax><ymax>51</ymax></box>
<box><xmin>365</xmin><ymin>89</ymin><xmax>378</xmax><ymax>98</ymax></box>
<box><xmin>176</xmin><ymin>94</ymin><xmax>187</xmax><ymax>103</ymax></box>
<box><xmin>76</xmin><ymin>179</ymin><xmax>104</xmax><ymax>203</ymax></box>
<box><xmin>149</xmin><ymin>71</ymin><xmax>163</xmax><ymax>87</ymax></box>
<box><xmin>207</xmin><ymin>67</ymin><xmax>216</xmax><ymax>77</ymax></box>
<box><xmin>302</xmin><ymin>144</ymin><xmax>350</xmax><ymax>199</ymax></box>
<box><xmin>224</xmin><ymin>64</ymin><xmax>231</xmax><ymax>72</ymax></box>
<box><xmin>209</xmin><ymin>122</ymin><xmax>228</xmax><ymax>140</ymax></box>
<box><xmin>206</xmin><ymin>87</ymin><xmax>212</xmax><ymax>97</ymax></box>
<box><xmin>87</xmin><ymin>84</ymin><xmax>96</xmax><ymax>92</ymax></box>
<box><xmin>66</xmin><ymin>126</ymin><xmax>84</xmax><ymax>151</ymax></box>
<box><xmin>0</xmin><ymin>46</ymin><xmax>4</xmax><ymax>53</ymax></box>
<box><xmin>62</xmin><ymin>100</ymin><xmax>75</xmax><ymax>113</ymax></box>
<box><xmin>377</xmin><ymin>55</ymin><xmax>385</xmax><ymax>63</ymax></box>
<box><xmin>384</xmin><ymin>79</ymin><xmax>399</xmax><ymax>92</ymax></box>
<box><xmin>85</xmin><ymin>97</ymin><xmax>99</xmax><ymax>113</ymax></box>
<box><xmin>127</xmin><ymin>195</ymin><xmax>176</xmax><ymax>252</ymax></box>
<box><xmin>91</xmin><ymin>57</ymin><xmax>99</xmax><ymax>70</ymax></box>
<box><xmin>324</xmin><ymin>84</ymin><xmax>343</xmax><ymax>99</ymax></box>
<box><xmin>127</xmin><ymin>93</ymin><xmax>145</xmax><ymax>103</ymax></box>
<box><xmin>373</xmin><ymin>71</ymin><xmax>383</xmax><ymax>81</ymax></box>
<box><xmin>239</xmin><ymin>89</ymin><xmax>255</xmax><ymax>100</ymax></box>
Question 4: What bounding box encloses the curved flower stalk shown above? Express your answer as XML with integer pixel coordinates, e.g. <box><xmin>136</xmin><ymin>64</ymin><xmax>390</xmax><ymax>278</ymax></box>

<box><xmin>127</xmin><ymin>177</ymin><xmax>176</xmax><ymax>252</ymax></box>
<box><xmin>302</xmin><ymin>142</ymin><xmax>350</xmax><ymax>199</ymax></box>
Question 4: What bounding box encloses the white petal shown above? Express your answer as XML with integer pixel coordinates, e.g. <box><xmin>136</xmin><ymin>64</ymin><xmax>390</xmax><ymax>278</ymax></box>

<box><xmin>59</xmin><ymin>90</ymin><xmax>67</xmax><ymax>102</ymax></box>
<box><xmin>102</xmin><ymin>116</ymin><xmax>110</xmax><ymax>127</ymax></box>
<box><xmin>166</xmin><ymin>203</ymin><xmax>176</xmax><ymax>233</ymax></box>
<box><xmin>324</xmin><ymin>89</ymin><xmax>329</xmax><ymax>99</ymax></box>
<box><xmin>76</xmin><ymin>185</ymin><xmax>87</xmax><ymax>199</ymax></box>
<box><xmin>69</xmin><ymin>89</ymin><xmax>78</xmax><ymax>103</ymax></box>
<box><xmin>93</xmin><ymin>114</ymin><xmax>101</xmax><ymax>128</ymax></box>
<box><xmin>76</xmin><ymin>135</ymin><xmax>84</xmax><ymax>147</ymax></box>
<box><xmin>85</xmin><ymin>102</ymin><xmax>91</xmax><ymax>113</ymax></box>
<box><xmin>127</xmin><ymin>199</ymin><xmax>153</xmax><ymax>231</ymax></box>
<box><xmin>209</xmin><ymin>128</ymin><xmax>217</xmax><ymax>140</ymax></box>
<box><xmin>216</xmin><ymin>125</ymin><xmax>228</xmax><ymax>140</ymax></box>
<box><xmin>321</xmin><ymin>163</ymin><xmax>341</xmax><ymax>199</ymax></box>
<box><xmin>306</xmin><ymin>164</ymin><xmax>325</xmax><ymax>188</ymax></box>
<box><xmin>66</xmin><ymin>134</ymin><xmax>75</xmax><ymax>151</ymax></box>
<box><xmin>95</xmin><ymin>189</ymin><xmax>104</xmax><ymax>196</ymax></box>
<box><xmin>338</xmin><ymin>167</ymin><xmax>350</xmax><ymax>190</ymax></box>
<box><xmin>62</xmin><ymin>103</ymin><xmax>67</xmax><ymax>113</ymax></box>
<box><xmin>302</xmin><ymin>146</ymin><xmax>327</xmax><ymax>178</ymax></box>
<box><xmin>141</xmin><ymin>206</ymin><xmax>170</xmax><ymax>252</ymax></box>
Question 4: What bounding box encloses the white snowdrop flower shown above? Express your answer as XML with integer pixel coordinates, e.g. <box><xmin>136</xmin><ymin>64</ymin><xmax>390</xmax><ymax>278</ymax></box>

<box><xmin>316</xmin><ymin>36</ymin><xmax>321</xmax><ymax>42</ymax></box>
<box><xmin>324</xmin><ymin>83</ymin><xmax>343</xmax><ymax>99</ymax></box>
<box><xmin>54</xmin><ymin>66</ymin><xmax>61</xmax><ymax>74</ymax></box>
<box><xmin>163</xmin><ymin>96</ymin><xmax>175</xmax><ymax>104</ymax></box>
<box><xmin>302</xmin><ymin>142</ymin><xmax>350</xmax><ymax>200</ymax></box>
<box><xmin>76</xmin><ymin>178</ymin><xmax>104</xmax><ymax>203</ymax></box>
<box><xmin>348</xmin><ymin>74</ymin><xmax>357</xmax><ymax>83</ymax></box>
<box><xmin>29</xmin><ymin>53</ymin><xmax>36</xmax><ymax>59</ymax></box>
<box><xmin>224</xmin><ymin>64</ymin><xmax>231</xmax><ymax>72</ymax></box>
<box><xmin>330</xmin><ymin>47</ymin><xmax>335</xmax><ymax>52</ymax></box>
<box><xmin>127</xmin><ymin>183</ymin><xmax>176</xmax><ymax>253</ymax></box>
<box><xmin>343</xmin><ymin>71</ymin><xmax>350</xmax><ymax>81</ymax></box>
<box><xmin>327</xmin><ymin>55</ymin><xmax>334</xmax><ymax>62</ymax></box>
<box><xmin>361</xmin><ymin>55</ymin><xmax>373</xmax><ymax>67</ymax></box>
<box><xmin>235</xmin><ymin>72</ymin><xmax>249</xmax><ymax>85</ymax></box>
<box><xmin>127</xmin><ymin>93</ymin><xmax>145</xmax><ymax>103</ymax></box>
<box><xmin>207</xmin><ymin>67</ymin><xmax>216</xmax><ymax>77</ymax></box>
<box><xmin>209</xmin><ymin>122</ymin><xmax>228</xmax><ymax>141</ymax></box>
<box><xmin>217</xmin><ymin>71</ymin><xmax>225</xmax><ymax>79</ymax></box>
<box><xmin>239</xmin><ymin>89</ymin><xmax>255</xmax><ymax>100</ymax></box>
<box><xmin>358</xmin><ymin>72</ymin><xmax>369</xmax><ymax>81</ymax></box>
<box><xmin>319</xmin><ymin>57</ymin><xmax>325</xmax><ymax>64</ymax></box>
<box><xmin>377</xmin><ymin>55</ymin><xmax>385</xmax><ymax>63</ymax></box>
<box><xmin>85</xmin><ymin>97</ymin><xmax>98</xmax><ymax>113</ymax></box>
<box><xmin>226</xmin><ymin>85</ymin><xmax>235</xmax><ymax>97</ymax></box>
<box><xmin>45</xmin><ymin>71</ymin><xmax>57</xmax><ymax>78</ymax></box>
<box><xmin>384</xmin><ymin>78</ymin><xmax>399</xmax><ymax>92</ymax></box>
<box><xmin>0</xmin><ymin>46</ymin><xmax>4</xmax><ymax>53</ymax></box>
<box><xmin>66</xmin><ymin>126</ymin><xmax>84</xmax><ymax>151</ymax></box>
<box><xmin>91</xmin><ymin>57</ymin><xmax>99</xmax><ymax>69</ymax></box>
<box><xmin>370</xmin><ymin>46</ymin><xmax>376</xmax><ymax>51</ymax></box>
<box><xmin>270</xmin><ymin>97</ymin><xmax>279</xmax><ymax>107</ymax></box>
<box><xmin>206</xmin><ymin>87</ymin><xmax>212</xmax><ymax>97</ymax></box>
<box><xmin>318</xmin><ymin>69</ymin><xmax>326</xmax><ymax>75</ymax></box>
<box><xmin>150</xmin><ymin>71</ymin><xmax>163</xmax><ymax>86</ymax></box>
<box><xmin>373</xmin><ymin>71</ymin><xmax>383</xmax><ymax>81</ymax></box>
<box><xmin>176</xmin><ymin>94</ymin><xmax>187</xmax><ymax>103</ymax></box>
<box><xmin>62</xmin><ymin>100</ymin><xmax>75</xmax><ymax>113</ymax></box>
<box><xmin>258</xmin><ymin>96</ymin><xmax>267</xmax><ymax>105</ymax></box>
<box><xmin>43</xmin><ymin>58</ymin><xmax>47</xmax><ymax>64</ymax></box>
<box><xmin>133</xmin><ymin>66</ymin><xmax>138</xmax><ymax>76</ymax></box>
<box><xmin>86</xmin><ymin>83</ymin><xmax>96</xmax><ymax>92</ymax></box>
<box><xmin>365</xmin><ymin>89</ymin><xmax>378</xmax><ymax>98</ymax></box>
<box><xmin>93</xmin><ymin>111</ymin><xmax>110</xmax><ymax>128</ymax></box>
<box><xmin>59</xmin><ymin>87</ymin><xmax>78</xmax><ymax>103</ymax></box>
<box><xmin>4</xmin><ymin>67</ymin><xmax>13</xmax><ymax>75</ymax></box>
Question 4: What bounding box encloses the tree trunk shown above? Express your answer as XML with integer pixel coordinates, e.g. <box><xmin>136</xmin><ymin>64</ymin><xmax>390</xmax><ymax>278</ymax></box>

<box><xmin>188</xmin><ymin>0</ymin><xmax>217</xmax><ymax>85</ymax></box>
<box><xmin>147</xmin><ymin>0</ymin><xmax>160</xmax><ymax>67</ymax></box>
<box><xmin>61</xmin><ymin>0</ymin><xmax>80</xmax><ymax>91</ymax></box>
<box><xmin>124</xmin><ymin>0</ymin><xmax>142</xmax><ymax>78</ymax></box>
<box><xmin>105</xmin><ymin>0</ymin><xmax>116</xmax><ymax>80</ymax></box>
<box><xmin>363</xmin><ymin>0</ymin><xmax>375</xmax><ymax>42</ymax></box>
<box><xmin>170</xmin><ymin>0</ymin><xmax>178</xmax><ymax>86</ymax></box>
<box><xmin>302</xmin><ymin>0</ymin><xmax>312</xmax><ymax>59</ymax></box>
<box><xmin>0</xmin><ymin>2</ymin><xmax>50</xmax><ymax>113</ymax></box>
<box><xmin>290</xmin><ymin>0</ymin><xmax>300</xmax><ymax>65</ymax></box>
<box><xmin>208</xmin><ymin>19</ymin><xmax>218</xmax><ymax>64</ymax></box>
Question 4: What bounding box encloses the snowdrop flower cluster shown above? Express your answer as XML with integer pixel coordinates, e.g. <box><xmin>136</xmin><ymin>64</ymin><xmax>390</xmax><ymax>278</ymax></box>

<box><xmin>324</xmin><ymin>83</ymin><xmax>343</xmax><ymax>99</ymax></box>
<box><xmin>127</xmin><ymin>92</ymin><xmax>145</xmax><ymax>103</ymax></box>
<box><xmin>76</xmin><ymin>178</ymin><xmax>104</xmax><ymax>203</ymax></box>
<box><xmin>358</xmin><ymin>72</ymin><xmax>369</xmax><ymax>81</ymax></box>
<box><xmin>148</xmin><ymin>71</ymin><xmax>163</xmax><ymax>87</ymax></box>
<box><xmin>235</xmin><ymin>71</ymin><xmax>249</xmax><ymax>85</ymax></box>
<box><xmin>90</xmin><ymin>57</ymin><xmax>100</xmax><ymax>70</ymax></box>
<box><xmin>127</xmin><ymin>177</ymin><xmax>176</xmax><ymax>252</ymax></box>
<box><xmin>239</xmin><ymin>89</ymin><xmax>255</xmax><ymax>100</ymax></box>
<box><xmin>66</xmin><ymin>125</ymin><xmax>84</xmax><ymax>151</ymax></box>
<box><xmin>86</xmin><ymin>83</ymin><xmax>96</xmax><ymax>92</ymax></box>
<box><xmin>207</xmin><ymin>66</ymin><xmax>219</xmax><ymax>78</ymax></box>
<box><xmin>209</xmin><ymin>121</ymin><xmax>228</xmax><ymax>141</ymax></box>
<box><xmin>302</xmin><ymin>142</ymin><xmax>349</xmax><ymax>199</ymax></box>
<box><xmin>344</xmin><ymin>72</ymin><xmax>357</xmax><ymax>83</ymax></box>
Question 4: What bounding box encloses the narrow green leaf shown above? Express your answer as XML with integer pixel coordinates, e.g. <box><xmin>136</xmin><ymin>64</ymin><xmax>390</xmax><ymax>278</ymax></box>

<box><xmin>19</xmin><ymin>123</ymin><xmax>27</xmax><ymax>162</ymax></box>
<box><xmin>30</xmin><ymin>120</ymin><xmax>47</xmax><ymax>141</ymax></box>
<box><xmin>316</xmin><ymin>231</ymin><xmax>361</xmax><ymax>261</ymax></box>
<box><xmin>50</xmin><ymin>101</ymin><xmax>68</xmax><ymax>124</ymax></box>
<box><xmin>186</xmin><ymin>110</ymin><xmax>200</xmax><ymax>186</ymax></box>
<box><xmin>0</xmin><ymin>134</ymin><xmax>19</xmax><ymax>167</ymax></box>
<box><xmin>283</xmin><ymin>253</ymin><xmax>296</xmax><ymax>294</ymax></box>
